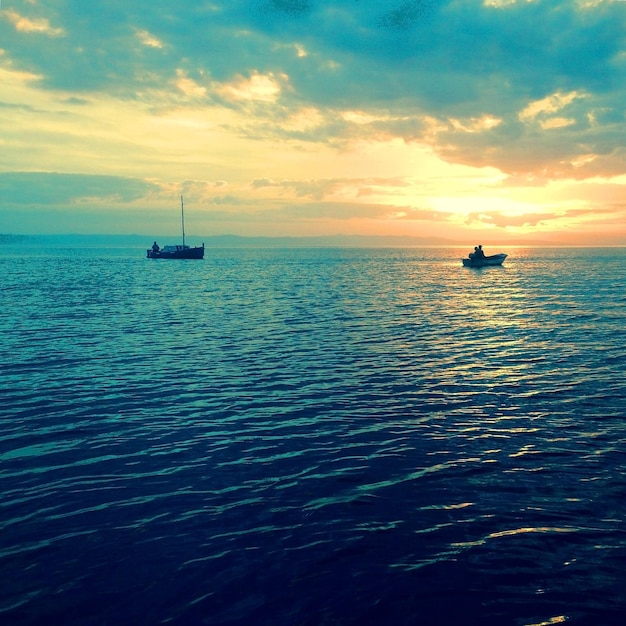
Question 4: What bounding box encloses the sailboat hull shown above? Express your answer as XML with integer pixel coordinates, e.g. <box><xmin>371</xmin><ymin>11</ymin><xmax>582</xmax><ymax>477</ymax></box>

<box><xmin>147</xmin><ymin>244</ymin><xmax>204</xmax><ymax>259</ymax></box>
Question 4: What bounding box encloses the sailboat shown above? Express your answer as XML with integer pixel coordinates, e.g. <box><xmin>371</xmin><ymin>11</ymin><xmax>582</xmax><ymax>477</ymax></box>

<box><xmin>147</xmin><ymin>195</ymin><xmax>204</xmax><ymax>259</ymax></box>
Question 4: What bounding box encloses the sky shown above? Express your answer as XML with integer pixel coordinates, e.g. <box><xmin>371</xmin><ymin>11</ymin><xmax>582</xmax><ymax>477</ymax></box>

<box><xmin>1</xmin><ymin>0</ymin><xmax>626</xmax><ymax>243</ymax></box>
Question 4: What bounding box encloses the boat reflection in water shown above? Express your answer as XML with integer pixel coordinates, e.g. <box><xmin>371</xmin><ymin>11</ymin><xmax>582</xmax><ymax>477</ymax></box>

<box><xmin>147</xmin><ymin>195</ymin><xmax>204</xmax><ymax>259</ymax></box>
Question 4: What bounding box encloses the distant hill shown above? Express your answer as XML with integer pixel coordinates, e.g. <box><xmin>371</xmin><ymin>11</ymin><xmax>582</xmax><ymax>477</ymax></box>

<box><xmin>3</xmin><ymin>233</ymin><xmax>622</xmax><ymax>247</ymax></box>
<box><xmin>0</xmin><ymin>234</ymin><xmax>35</xmax><ymax>245</ymax></box>
<box><xmin>0</xmin><ymin>233</ymin><xmax>455</xmax><ymax>248</ymax></box>
<box><xmin>0</xmin><ymin>234</ymin><xmax>156</xmax><ymax>247</ymax></box>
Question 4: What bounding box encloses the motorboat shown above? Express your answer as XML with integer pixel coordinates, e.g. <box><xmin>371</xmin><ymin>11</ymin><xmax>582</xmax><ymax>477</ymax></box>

<box><xmin>462</xmin><ymin>253</ymin><xmax>507</xmax><ymax>268</ymax></box>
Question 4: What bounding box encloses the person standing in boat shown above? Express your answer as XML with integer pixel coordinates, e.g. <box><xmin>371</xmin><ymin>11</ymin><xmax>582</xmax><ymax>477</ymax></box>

<box><xmin>152</xmin><ymin>241</ymin><xmax>160</xmax><ymax>253</ymax></box>
<box><xmin>475</xmin><ymin>245</ymin><xmax>486</xmax><ymax>259</ymax></box>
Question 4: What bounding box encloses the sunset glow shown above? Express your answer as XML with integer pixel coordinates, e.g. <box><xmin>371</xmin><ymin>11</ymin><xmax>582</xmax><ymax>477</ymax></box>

<box><xmin>1</xmin><ymin>0</ymin><xmax>626</xmax><ymax>243</ymax></box>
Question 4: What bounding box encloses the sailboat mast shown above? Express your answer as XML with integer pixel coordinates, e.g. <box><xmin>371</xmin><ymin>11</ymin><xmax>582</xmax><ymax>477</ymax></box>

<box><xmin>181</xmin><ymin>194</ymin><xmax>186</xmax><ymax>247</ymax></box>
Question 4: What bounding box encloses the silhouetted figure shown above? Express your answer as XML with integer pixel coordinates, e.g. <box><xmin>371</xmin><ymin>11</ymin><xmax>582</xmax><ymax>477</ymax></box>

<box><xmin>475</xmin><ymin>244</ymin><xmax>486</xmax><ymax>259</ymax></box>
<box><xmin>152</xmin><ymin>241</ymin><xmax>160</xmax><ymax>253</ymax></box>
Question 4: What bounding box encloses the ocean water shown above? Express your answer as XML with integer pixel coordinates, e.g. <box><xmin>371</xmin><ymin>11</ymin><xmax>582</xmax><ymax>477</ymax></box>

<box><xmin>1</xmin><ymin>245</ymin><xmax>626</xmax><ymax>626</ymax></box>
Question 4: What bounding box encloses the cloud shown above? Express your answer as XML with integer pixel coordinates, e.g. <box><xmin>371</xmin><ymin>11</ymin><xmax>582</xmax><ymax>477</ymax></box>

<box><xmin>251</xmin><ymin>178</ymin><xmax>278</xmax><ymax>189</ymax></box>
<box><xmin>271</xmin><ymin>200</ymin><xmax>448</xmax><ymax>222</ymax></box>
<box><xmin>464</xmin><ymin>202</ymin><xmax>626</xmax><ymax>230</ymax></box>
<box><xmin>216</xmin><ymin>71</ymin><xmax>285</xmax><ymax>103</ymax></box>
<box><xmin>249</xmin><ymin>177</ymin><xmax>417</xmax><ymax>203</ymax></box>
<box><xmin>135</xmin><ymin>29</ymin><xmax>164</xmax><ymax>49</ymax></box>
<box><xmin>210</xmin><ymin>195</ymin><xmax>243</xmax><ymax>205</ymax></box>
<box><xmin>2</xmin><ymin>0</ymin><xmax>626</xmax><ymax>241</ymax></box>
<box><xmin>0</xmin><ymin>172</ymin><xmax>158</xmax><ymax>205</ymax></box>
<box><xmin>519</xmin><ymin>91</ymin><xmax>583</xmax><ymax>122</ymax></box>
<box><xmin>174</xmin><ymin>69</ymin><xmax>208</xmax><ymax>99</ymax></box>
<box><xmin>3</xmin><ymin>9</ymin><xmax>65</xmax><ymax>36</ymax></box>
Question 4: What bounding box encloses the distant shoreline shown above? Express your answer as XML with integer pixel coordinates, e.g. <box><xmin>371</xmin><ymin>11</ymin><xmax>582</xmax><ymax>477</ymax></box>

<box><xmin>1</xmin><ymin>233</ymin><xmax>625</xmax><ymax>248</ymax></box>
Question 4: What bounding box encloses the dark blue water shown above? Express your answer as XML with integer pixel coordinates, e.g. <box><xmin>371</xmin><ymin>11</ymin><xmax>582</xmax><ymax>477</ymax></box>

<box><xmin>2</xmin><ymin>246</ymin><xmax>626</xmax><ymax>625</ymax></box>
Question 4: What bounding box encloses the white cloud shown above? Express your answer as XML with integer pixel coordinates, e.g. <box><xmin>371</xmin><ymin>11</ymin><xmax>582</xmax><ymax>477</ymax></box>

<box><xmin>3</xmin><ymin>9</ymin><xmax>64</xmax><ymax>36</ymax></box>
<box><xmin>174</xmin><ymin>70</ymin><xmax>207</xmax><ymax>98</ymax></box>
<box><xmin>483</xmin><ymin>0</ymin><xmax>538</xmax><ymax>7</ymax></box>
<box><xmin>135</xmin><ymin>29</ymin><xmax>164</xmax><ymax>49</ymax></box>
<box><xmin>518</xmin><ymin>91</ymin><xmax>584</xmax><ymax>122</ymax></box>
<box><xmin>539</xmin><ymin>117</ymin><xmax>576</xmax><ymax>130</ymax></box>
<box><xmin>216</xmin><ymin>71</ymin><xmax>284</xmax><ymax>102</ymax></box>
<box><xmin>449</xmin><ymin>115</ymin><xmax>503</xmax><ymax>133</ymax></box>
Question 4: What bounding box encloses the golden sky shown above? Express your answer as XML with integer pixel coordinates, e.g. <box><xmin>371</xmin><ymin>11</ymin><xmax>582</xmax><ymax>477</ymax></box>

<box><xmin>1</xmin><ymin>0</ymin><xmax>626</xmax><ymax>243</ymax></box>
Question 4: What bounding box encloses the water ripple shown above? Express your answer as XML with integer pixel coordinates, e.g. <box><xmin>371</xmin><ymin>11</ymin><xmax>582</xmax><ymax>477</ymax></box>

<box><xmin>1</xmin><ymin>247</ymin><xmax>626</xmax><ymax>624</ymax></box>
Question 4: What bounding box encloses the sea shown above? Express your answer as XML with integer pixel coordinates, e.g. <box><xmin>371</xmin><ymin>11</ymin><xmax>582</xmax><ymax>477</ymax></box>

<box><xmin>1</xmin><ymin>244</ymin><xmax>625</xmax><ymax>626</ymax></box>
